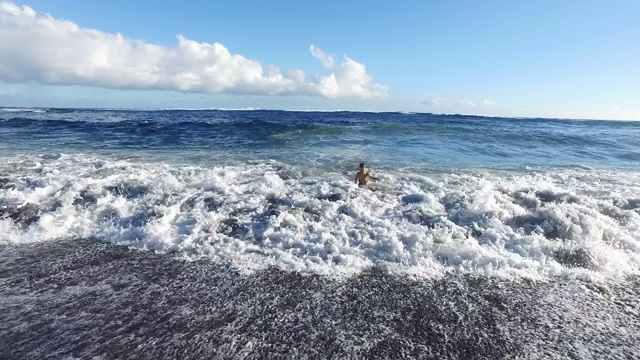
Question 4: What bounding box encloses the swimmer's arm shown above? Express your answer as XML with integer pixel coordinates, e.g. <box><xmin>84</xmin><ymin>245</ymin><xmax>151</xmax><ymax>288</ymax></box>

<box><xmin>368</xmin><ymin>172</ymin><xmax>379</xmax><ymax>181</ymax></box>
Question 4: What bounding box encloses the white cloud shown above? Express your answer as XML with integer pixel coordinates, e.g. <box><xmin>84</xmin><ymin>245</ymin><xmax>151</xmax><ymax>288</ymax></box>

<box><xmin>309</xmin><ymin>45</ymin><xmax>334</xmax><ymax>68</ymax></box>
<box><xmin>453</xmin><ymin>99</ymin><xmax>476</xmax><ymax>107</ymax></box>
<box><xmin>0</xmin><ymin>2</ymin><xmax>388</xmax><ymax>99</ymax></box>
<box><xmin>421</xmin><ymin>97</ymin><xmax>445</xmax><ymax>106</ymax></box>
<box><xmin>422</xmin><ymin>97</ymin><xmax>493</xmax><ymax>108</ymax></box>
<box><xmin>309</xmin><ymin>55</ymin><xmax>389</xmax><ymax>99</ymax></box>
<box><xmin>610</xmin><ymin>107</ymin><xmax>640</xmax><ymax>120</ymax></box>
<box><xmin>611</xmin><ymin>107</ymin><xmax>625</xmax><ymax>117</ymax></box>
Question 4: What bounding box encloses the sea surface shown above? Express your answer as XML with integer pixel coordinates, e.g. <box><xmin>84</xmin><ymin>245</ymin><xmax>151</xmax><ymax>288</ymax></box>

<box><xmin>1</xmin><ymin>108</ymin><xmax>639</xmax><ymax>359</ymax></box>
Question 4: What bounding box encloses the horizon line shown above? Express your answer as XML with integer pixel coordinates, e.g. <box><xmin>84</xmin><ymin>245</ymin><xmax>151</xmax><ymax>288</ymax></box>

<box><xmin>1</xmin><ymin>106</ymin><xmax>636</xmax><ymax>122</ymax></box>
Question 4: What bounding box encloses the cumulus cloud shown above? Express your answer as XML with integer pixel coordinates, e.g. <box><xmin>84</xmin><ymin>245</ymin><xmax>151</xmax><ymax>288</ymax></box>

<box><xmin>0</xmin><ymin>2</ymin><xmax>388</xmax><ymax>99</ymax></box>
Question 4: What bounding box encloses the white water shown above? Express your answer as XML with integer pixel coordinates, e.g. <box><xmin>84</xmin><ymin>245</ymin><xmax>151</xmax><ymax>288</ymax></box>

<box><xmin>1</xmin><ymin>153</ymin><xmax>639</xmax><ymax>279</ymax></box>
<box><xmin>0</xmin><ymin>108</ymin><xmax>46</xmax><ymax>113</ymax></box>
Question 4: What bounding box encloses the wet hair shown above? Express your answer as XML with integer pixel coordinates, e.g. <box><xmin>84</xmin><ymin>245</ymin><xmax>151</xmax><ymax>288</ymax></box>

<box><xmin>359</xmin><ymin>163</ymin><xmax>365</xmax><ymax>168</ymax></box>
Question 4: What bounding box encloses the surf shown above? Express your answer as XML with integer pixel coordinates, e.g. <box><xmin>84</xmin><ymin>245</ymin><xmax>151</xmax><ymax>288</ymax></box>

<box><xmin>1</xmin><ymin>153</ymin><xmax>639</xmax><ymax>280</ymax></box>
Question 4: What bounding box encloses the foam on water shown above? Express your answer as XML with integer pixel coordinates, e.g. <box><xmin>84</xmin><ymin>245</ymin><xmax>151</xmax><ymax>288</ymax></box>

<box><xmin>1</xmin><ymin>153</ymin><xmax>639</xmax><ymax>279</ymax></box>
<box><xmin>0</xmin><ymin>108</ymin><xmax>46</xmax><ymax>113</ymax></box>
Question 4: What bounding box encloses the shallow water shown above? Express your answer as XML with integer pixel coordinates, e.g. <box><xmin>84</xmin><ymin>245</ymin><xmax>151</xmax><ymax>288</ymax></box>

<box><xmin>1</xmin><ymin>239</ymin><xmax>638</xmax><ymax>359</ymax></box>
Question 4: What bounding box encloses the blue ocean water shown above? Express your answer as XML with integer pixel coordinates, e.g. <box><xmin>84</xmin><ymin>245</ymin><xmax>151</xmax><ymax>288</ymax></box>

<box><xmin>2</xmin><ymin>107</ymin><xmax>640</xmax><ymax>278</ymax></box>
<box><xmin>2</xmin><ymin>108</ymin><xmax>639</xmax><ymax>170</ymax></box>
<box><xmin>2</xmin><ymin>108</ymin><xmax>640</xmax><ymax>358</ymax></box>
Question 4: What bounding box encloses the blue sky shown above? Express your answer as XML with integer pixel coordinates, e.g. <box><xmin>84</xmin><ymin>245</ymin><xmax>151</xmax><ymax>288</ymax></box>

<box><xmin>0</xmin><ymin>0</ymin><xmax>638</xmax><ymax>120</ymax></box>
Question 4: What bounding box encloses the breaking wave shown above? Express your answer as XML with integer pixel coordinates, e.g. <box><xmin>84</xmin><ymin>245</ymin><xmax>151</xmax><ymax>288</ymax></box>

<box><xmin>1</xmin><ymin>153</ymin><xmax>639</xmax><ymax>280</ymax></box>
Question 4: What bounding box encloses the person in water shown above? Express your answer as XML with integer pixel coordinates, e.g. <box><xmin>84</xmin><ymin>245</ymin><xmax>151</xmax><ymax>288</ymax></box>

<box><xmin>355</xmin><ymin>163</ymin><xmax>379</xmax><ymax>186</ymax></box>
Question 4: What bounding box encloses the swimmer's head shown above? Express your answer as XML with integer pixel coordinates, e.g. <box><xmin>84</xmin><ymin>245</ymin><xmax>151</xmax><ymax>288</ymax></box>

<box><xmin>359</xmin><ymin>163</ymin><xmax>365</xmax><ymax>169</ymax></box>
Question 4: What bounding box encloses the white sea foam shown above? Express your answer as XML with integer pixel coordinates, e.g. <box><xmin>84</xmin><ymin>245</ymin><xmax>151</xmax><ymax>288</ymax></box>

<box><xmin>1</xmin><ymin>153</ymin><xmax>639</xmax><ymax>280</ymax></box>
<box><xmin>0</xmin><ymin>108</ymin><xmax>46</xmax><ymax>113</ymax></box>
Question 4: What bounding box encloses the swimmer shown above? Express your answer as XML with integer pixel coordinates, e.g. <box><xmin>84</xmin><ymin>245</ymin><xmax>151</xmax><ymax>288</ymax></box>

<box><xmin>354</xmin><ymin>162</ymin><xmax>379</xmax><ymax>186</ymax></box>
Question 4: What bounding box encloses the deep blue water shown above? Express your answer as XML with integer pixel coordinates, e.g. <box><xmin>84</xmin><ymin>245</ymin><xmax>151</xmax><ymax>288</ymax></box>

<box><xmin>2</xmin><ymin>108</ymin><xmax>639</xmax><ymax>170</ymax></box>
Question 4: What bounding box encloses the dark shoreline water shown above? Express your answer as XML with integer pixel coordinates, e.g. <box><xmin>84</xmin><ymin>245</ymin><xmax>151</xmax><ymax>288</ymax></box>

<box><xmin>1</xmin><ymin>239</ymin><xmax>638</xmax><ymax>359</ymax></box>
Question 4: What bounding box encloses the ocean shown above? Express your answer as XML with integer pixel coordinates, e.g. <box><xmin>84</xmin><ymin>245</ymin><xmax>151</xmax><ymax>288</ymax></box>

<box><xmin>1</xmin><ymin>108</ymin><xmax>639</xmax><ymax>359</ymax></box>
